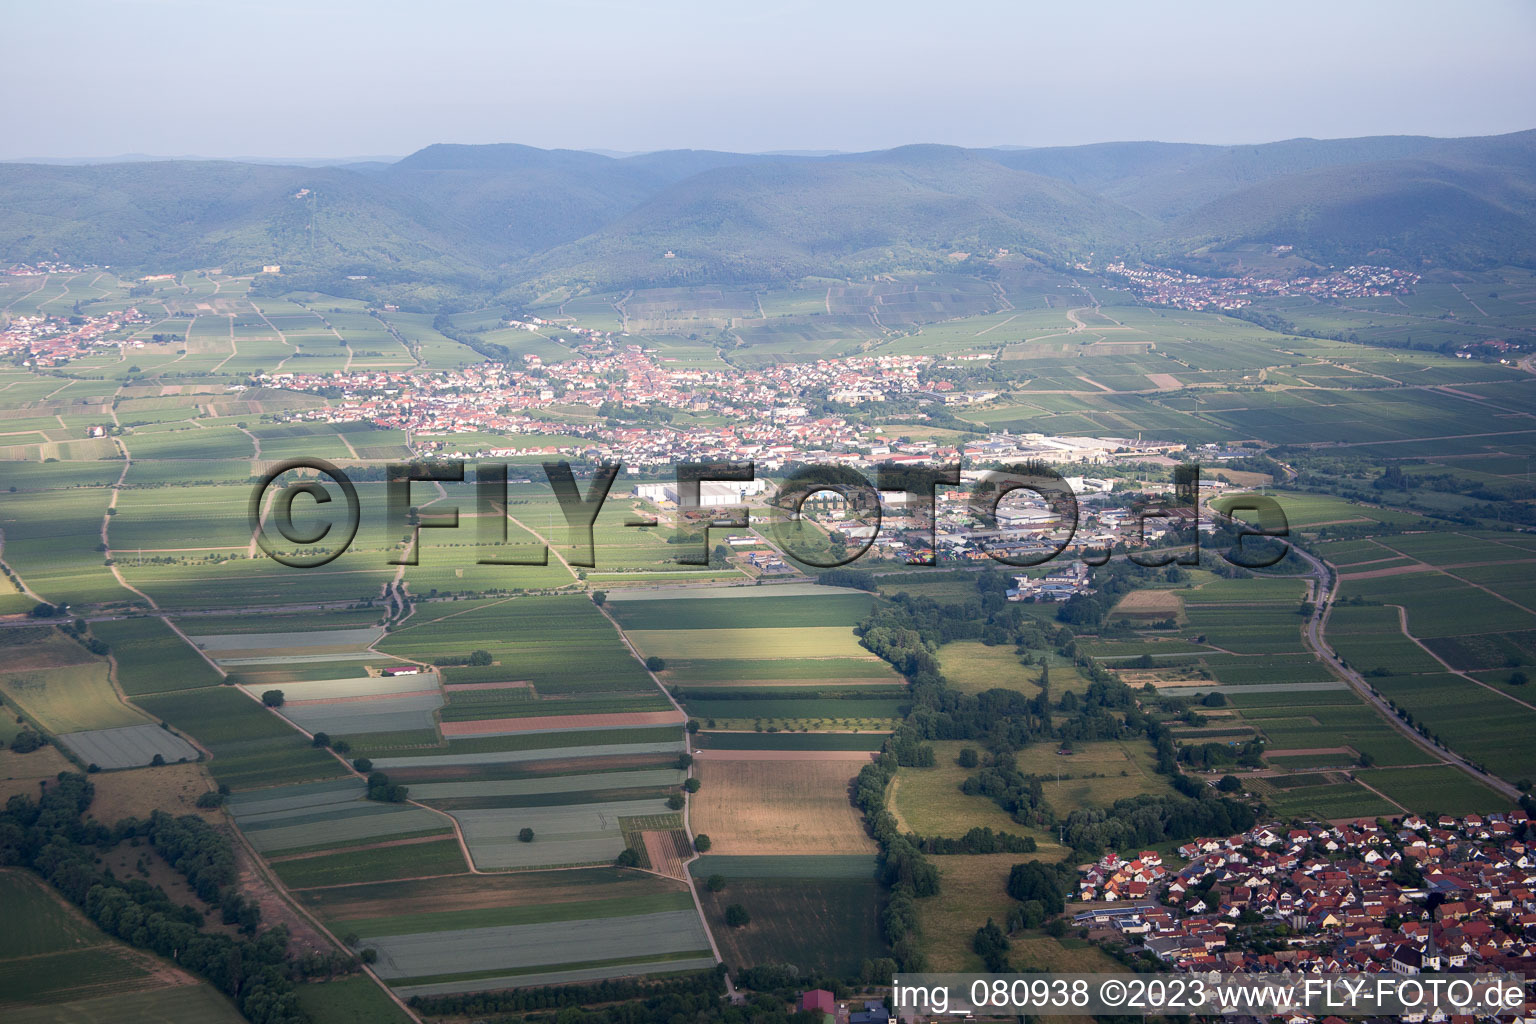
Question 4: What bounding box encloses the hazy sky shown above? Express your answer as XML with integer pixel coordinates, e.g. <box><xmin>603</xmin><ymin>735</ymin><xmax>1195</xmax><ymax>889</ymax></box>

<box><xmin>4</xmin><ymin>0</ymin><xmax>1534</xmax><ymax>160</ymax></box>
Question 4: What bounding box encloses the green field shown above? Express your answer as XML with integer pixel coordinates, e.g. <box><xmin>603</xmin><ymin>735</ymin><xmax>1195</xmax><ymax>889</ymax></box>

<box><xmin>90</xmin><ymin>618</ymin><xmax>223</xmax><ymax>695</ymax></box>
<box><xmin>660</xmin><ymin>657</ymin><xmax>899</xmax><ymax>686</ymax></box>
<box><xmin>0</xmin><ymin>870</ymin><xmax>243</xmax><ymax>1021</ymax></box>
<box><xmin>379</xmin><ymin>596</ymin><xmax>654</xmax><ymax>696</ymax></box>
<box><xmin>1262</xmin><ymin>780</ymin><xmax>1398</xmax><ymax>821</ymax></box>
<box><xmin>938</xmin><ymin>641</ymin><xmax>1040</xmax><ymax>695</ymax></box>
<box><xmin>271</xmin><ymin>839</ymin><xmax>469</xmax><ymax>889</ymax></box>
<box><xmin>4</xmin><ymin>985</ymin><xmax>247</xmax><ymax>1024</ymax></box>
<box><xmin>0</xmin><ymin>871</ymin><xmax>101</xmax><ymax>958</ymax></box>
<box><xmin>134</xmin><ymin>687</ymin><xmax>345</xmax><ymax>790</ymax></box>
<box><xmin>1358</xmin><ymin>765</ymin><xmax>1511</xmax><ymax>815</ymax></box>
<box><xmin>699</xmin><ymin>877</ymin><xmax>884</xmax><ymax>976</ymax></box>
<box><xmin>693</xmin><ymin>732</ymin><xmax>886</xmax><ymax>751</ymax></box>
<box><xmin>607</xmin><ymin>592</ymin><xmax>876</xmax><ymax>630</ymax></box>
<box><xmin>626</xmin><ymin>626</ymin><xmax>868</xmax><ymax>661</ymax></box>
<box><xmin>337</xmin><ymin>890</ymin><xmax>694</xmax><ymax>939</ymax></box>
<box><xmin>292</xmin><ymin>977</ymin><xmax>413</xmax><ymax>1024</ymax></box>
<box><xmin>0</xmin><ymin>662</ymin><xmax>147</xmax><ymax>734</ymax></box>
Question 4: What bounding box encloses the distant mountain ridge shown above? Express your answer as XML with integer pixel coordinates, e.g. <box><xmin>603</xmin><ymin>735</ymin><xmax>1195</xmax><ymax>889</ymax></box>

<box><xmin>1</xmin><ymin>129</ymin><xmax>1531</xmax><ymax>298</ymax></box>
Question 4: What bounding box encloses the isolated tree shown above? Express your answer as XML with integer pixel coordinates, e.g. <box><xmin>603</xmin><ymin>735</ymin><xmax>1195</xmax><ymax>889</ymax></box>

<box><xmin>706</xmin><ymin>873</ymin><xmax>726</xmax><ymax>892</ymax></box>
<box><xmin>666</xmin><ymin>794</ymin><xmax>685</xmax><ymax>810</ymax></box>
<box><xmin>615</xmin><ymin>848</ymin><xmax>640</xmax><ymax>867</ymax></box>
<box><xmin>972</xmin><ymin>918</ymin><xmax>1010</xmax><ymax>971</ymax></box>
<box><xmin>645</xmin><ymin>656</ymin><xmax>666</xmax><ymax>672</ymax></box>
<box><xmin>311</xmin><ymin>731</ymin><xmax>331</xmax><ymax>748</ymax></box>
<box><xmin>724</xmin><ymin>903</ymin><xmax>750</xmax><ymax>927</ymax></box>
<box><xmin>518</xmin><ymin>827</ymin><xmax>535</xmax><ymax>843</ymax></box>
<box><xmin>686</xmin><ymin>719</ymin><xmax>700</xmax><ymax>734</ymax></box>
<box><xmin>675</xmin><ymin>753</ymin><xmax>694</xmax><ymax>769</ymax></box>
<box><xmin>261</xmin><ymin>689</ymin><xmax>285</xmax><ymax>707</ymax></box>
<box><xmin>591</xmin><ymin>591</ymin><xmax>607</xmax><ymax>606</ymax></box>
<box><xmin>957</xmin><ymin>747</ymin><xmax>979</xmax><ymax>769</ymax></box>
<box><xmin>693</xmin><ymin>833</ymin><xmax>711</xmax><ymax>852</ymax></box>
<box><xmin>683</xmin><ymin>777</ymin><xmax>700</xmax><ymax>793</ymax></box>
<box><xmin>8</xmin><ymin>729</ymin><xmax>44</xmax><ymax>754</ymax></box>
<box><xmin>353</xmin><ymin>757</ymin><xmax>373</xmax><ymax>773</ymax></box>
<box><xmin>1007</xmin><ymin>861</ymin><xmax>1064</xmax><ymax>915</ymax></box>
<box><xmin>1217</xmin><ymin>774</ymin><xmax>1241</xmax><ymax>792</ymax></box>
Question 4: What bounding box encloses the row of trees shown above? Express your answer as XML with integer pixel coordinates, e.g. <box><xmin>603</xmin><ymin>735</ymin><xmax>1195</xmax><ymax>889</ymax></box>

<box><xmin>0</xmin><ymin>774</ymin><xmax>359</xmax><ymax>1024</ymax></box>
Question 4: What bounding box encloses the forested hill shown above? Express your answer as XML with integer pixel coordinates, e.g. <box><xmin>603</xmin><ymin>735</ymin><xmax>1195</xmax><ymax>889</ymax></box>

<box><xmin>1</xmin><ymin>129</ymin><xmax>1531</xmax><ymax>295</ymax></box>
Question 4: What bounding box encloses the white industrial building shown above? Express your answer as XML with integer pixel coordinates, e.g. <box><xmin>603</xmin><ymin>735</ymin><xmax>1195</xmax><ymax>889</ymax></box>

<box><xmin>632</xmin><ymin>478</ymin><xmax>769</xmax><ymax>507</ymax></box>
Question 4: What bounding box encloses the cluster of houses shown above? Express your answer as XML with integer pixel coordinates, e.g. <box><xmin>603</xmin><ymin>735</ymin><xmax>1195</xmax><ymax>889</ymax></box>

<box><xmin>797</xmin><ymin>991</ymin><xmax>890</xmax><ymax>1024</ymax></box>
<box><xmin>1455</xmin><ymin>339</ymin><xmax>1526</xmax><ymax>364</ymax></box>
<box><xmin>0</xmin><ymin>309</ymin><xmax>149</xmax><ymax>364</ymax></box>
<box><xmin>267</xmin><ymin>338</ymin><xmax>1213</xmax><ymax>488</ymax></box>
<box><xmin>1101</xmin><ymin>261</ymin><xmax>1421</xmax><ymax>312</ymax></box>
<box><xmin>267</xmin><ymin>349</ymin><xmax>934</xmax><ymax>467</ymax></box>
<box><xmin>1078</xmin><ymin>848</ymin><xmax>1170</xmax><ymax>901</ymax></box>
<box><xmin>1074</xmin><ymin>812</ymin><xmax>1536</xmax><ymax>981</ymax></box>
<box><xmin>4</xmin><ymin>261</ymin><xmax>92</xmax><ymax>276</ymax></box>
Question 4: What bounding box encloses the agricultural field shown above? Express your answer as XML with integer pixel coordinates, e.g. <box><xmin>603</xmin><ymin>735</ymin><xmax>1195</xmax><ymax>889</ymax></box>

<box><xmin>0</xmin><ymin>869</ymin><xmax>245</xmax><ymax>1021</ymax></box>
<box><xmin>606</xmin><ymin>590</ymin><xmax>876</xmax><ymax>631</ymax></box>
<box><xmin>679</xmin><ymin>696</ymin><xmax>903</xmax><ymax>732</ymax></box>
<box><xmin>406</xmin><ymin>767</ymin><xmax>684</xmax><ymax>805</ymax></box>
<box><xmin>56</xmin><ymin>723</ymin><xmax>199</xmax><ymax>769</ymax></box>
<box><xmin>1365</xmin><ymin>674</ymin><xmax>1536</xmax><ymax>784</ymax></box>
<box><xmin>1257</xmin><ymin>779</ymin><xmax>1398</xmax><ymax>821</ymax></box>
<box><xmin>292</xmin><ymin>976</ymin><xmax>414</xmax><ymax>1024</ymax></box>
<box><xmin>228</xmin><ymin>777</ymin><xmax>451</xmax><ymax>854</ymax></box>
<box><xmin>88</xmin><ymin>617</ymin><xmax>223</xmax><ymax>694</ymax></box>
<box><xmin>660</xmin><ymin>657</ymin><xmax>900</xmax><ymax>688</ymax></box>
<box><xmin>1222</xmin><ymin>693</ymin><xmax>1428</xmax><ymax>768</ymax></box>
<box><xmin>694</xmin><ymin>732</ymin><xmax>886</xmax><ymax>751</ymax></box>
<box><xmin>625</xmin><ymin>627</ymin><xmax>869</xmax><ymax>661</ymax></box>
<box><xmin>297</xmin><ymin>870</ymin><xmax>710</xmax><ymax>996</ymax></box>
<box><xmin>1356</xmin><ymin>765</ymin><xmax>1511</xmax><ymax>815</ymax></box>
<box><xmin>252</xmin><ymin>672</ymin><xmax>447</xmax><ymax>739</ymax></box>
<box><xmin>271</xmin><ymin>839</ymin><xmax>469</xmax><ymax>889</ymax></box>
<box><xmin>614</xmin><ymin>586</ymin><xmax>899</xmax><ymax>732</ymax></box>
<box><xmin>188</xmin><ymin>626</ymin><xmax>386</xmax><ymax>664</ymax></box>
<box><xmin>379</xmin><ymin>596</ymin><xmax>656</xmax><ymax>696</ymax></box>
<box><xmin>367</xmin><ymin>730</ymin><xmax>687</xmax><ymax>772</ymax></box>
<box><xmin>699</xmin><ymin>877</ymin><xmax>884</xmax><ymax>976</ymax></box>
<box><xmin>690</xmin><ymin>757</ymin><xmax>876</xmax><ymax>856</ymax></box>
<box><xmin>0</xmin><ymin>661</ymin><xmax>149</xmax><ymax>734</ymax></box>
<box><xmin>133</xmin><ymin>687</ymin><xmax>347</xmax><ymax>790</ymax></box>
<box><xmin>450</xmin><ymin>796</ymin><xmax>679</xmax><ymax>869</ymax></box>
